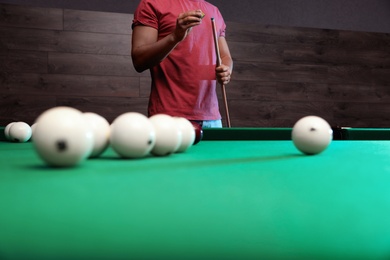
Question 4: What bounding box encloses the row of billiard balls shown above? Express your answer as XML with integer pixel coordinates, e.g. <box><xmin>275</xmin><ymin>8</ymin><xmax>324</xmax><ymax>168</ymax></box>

<box><xmin>5</xmin><ymin>106</ymin><xmax>204</xmax><ymax>167</ymax></box>
<box><xmin>5</xmin><ymin>108</ymin><xmax>333</xmax><ymax>167</ymax></box>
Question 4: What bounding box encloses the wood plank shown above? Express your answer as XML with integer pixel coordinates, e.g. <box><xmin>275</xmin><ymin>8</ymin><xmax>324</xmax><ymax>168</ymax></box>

<box><xmin>371</xmin><ymin>68</ymin><xmax>390</xmax><ymax>86</ymax></box>
<box><xmin>0</xmin><ymin>3</ymin><xmax>63</xmax><ymax>30</ymax></box>
<box><xmin>0</xmin><ymin>50</ymin><xmax>47</xmax><ymax>73</ymax></box>
<box><xmin>326</xmin><ymin>84</ymin><xmax>389</xmax><ymax>103</ymax></box>
<box><xmin>327</xmin><ymin>65</ymin><xmax>377</xmax><ymax>85</ymax></box>
<box><xmin>0</xmin><ymin>96</ymin><xmax>148</xmax><ymax>126</ymax></box>
<box><xmin>229</xmin><ymin>41</ymin><xmax>283</xmax><ymax>63</ymax></box>
<box><xmin>232</xmin><ymin>61</ymin><xmax>328</xmax><ymax>83</ymax></box>
<box><xmin>64</xmin><ymin>9</ymin><xmax>132</xmax><ymax>35</ymax></box>
<box><xmin>227</xmin><ymin>81</ymin><xmax>390</xmax><ymax>103</ymax></box>
<box><xmin>0</xmin><ymin>94</ymin><xmax>56</xmax><ymax>125</ymax></box>
<box><xmin>0</xmin><ymin>27</ymin><xmax>131</xmax><ymax>55</ymax></box>
<box><xmin>222</xmin><ymin>81</ymin><xmax>277</xmax><ymax>101</ymax></box>
<box><xmin>226</xmin><ymin>22</ymin><xmax>339</xmax><ymax>46</ymax></box>
<box><xmin>336</xmin><ymin>31</ymin><xmax>390</xmax><ymax>51</ymax></box>
<box><xmin>333</xmin><ymin>102</ymin><xmax>390</xmax><ymax>127</ymax></box>
<box><xmin>48</xmin><ymin>52</ymin><xmax>141</xmax><ymax>77</ymax></box>
<box><xmin>1</xmin><ymin>73</ymin><xmax>140</xmax><ymax>97</ymax></box>
<box><xmin>232</xmin><ymin>63</ymin><xmax>383</xmax><ymax>86</ymax></box>
<box><xmin>227</xmin><ymin>100</ymin><xmax>335</xmax><ymax>127</ymax></box>
<box><xmin>226</xmin><ymin>118</ymin><xmax>294</xmax><ymax>128</ymax></box>
<box><xmin>56</xmin><ymin>97</ymin><xmax>149</xmax><ymax>123</ymax></box>
<box><xmin>227</xmin><ymin>99</ymin><xmax>390</xmax><ymax>128</ymax></box>
<box><xmin>140</xmin><ymin>76</ymin><xmax>151</xmax><ymax>98</ymax></box>
<box><xmin>283</xmin><ymin>46</ymin><xmax>390</xmax><ymax>68</ymax></box>
<box><xmin>227</xmin><ymin>22</ymin><xmax>390</xmax><ymax>51</ymax></box>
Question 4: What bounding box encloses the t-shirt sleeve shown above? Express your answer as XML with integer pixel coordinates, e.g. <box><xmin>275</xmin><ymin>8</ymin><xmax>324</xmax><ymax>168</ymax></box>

<box><xmin>215</xmin><ymin>8</ymin><xmax>226</xmax><ymax>37</ymax></box>
<box><xmin>132</xmin><ymin>0</ymin><xmax>159</xmax><ymax>30</ymax></box>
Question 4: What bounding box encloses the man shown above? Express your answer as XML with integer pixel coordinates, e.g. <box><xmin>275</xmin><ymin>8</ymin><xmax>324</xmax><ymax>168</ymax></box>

<box><xmin>131</xmin><ymin>0</ymin><xmax>233</xmax><ymax>128</ymax></box>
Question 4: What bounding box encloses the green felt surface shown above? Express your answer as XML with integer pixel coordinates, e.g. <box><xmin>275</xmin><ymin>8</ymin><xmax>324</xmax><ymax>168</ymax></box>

<box><xmin>1</xmin><ymin>138</ymin><xmax>390</xmax><ymax>259</ymax></box>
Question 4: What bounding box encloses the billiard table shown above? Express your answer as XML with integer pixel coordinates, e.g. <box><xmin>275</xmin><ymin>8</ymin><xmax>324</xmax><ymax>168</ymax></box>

<box><xmin>1</xmin><ymin>127</ymin><xmax>390</xmax><ymax>259</ymax></box>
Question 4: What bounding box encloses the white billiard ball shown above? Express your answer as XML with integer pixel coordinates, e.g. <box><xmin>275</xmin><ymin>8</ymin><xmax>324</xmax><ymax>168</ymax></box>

<box><xmin>110</xmin><ymin>112</ymin><xmax>155</xmax><ymax>158</ymax></box>
<box><xmin>9</xmin><ymin>122</ymin><xmax>32</xmax><ymax>142</ymax></box>
<box><xmin>83</xmin><ymin>112</ymin><xmax>110</xmax><ymax>158</ymax></box>
<box><xmin>32</xmin><ymin>106</ymin><xmax>94</xmax><ymax>167</ymax></box>
<box><xmin>292</xmin><ymin>115</ymin><xmax>333</xmax><ymax>155</ymax></box>
<box><xmin>174</xmin><ymin>117</ymin><xmax>195</xmax><ymax>153</ymax></box>
<box><xmin>30</xmin><ymin>123</ymin><xmax>37</xmax><ymax>140</ymax></box>
<box><xmin>149</xmin><ymin>114</ymin><xmax>182</xmax><ymax>156</ymax></box>
<box><xmin>4</xmin><ymin>122</ymin><xmax>16</xmax><ymax>141</ymax></box>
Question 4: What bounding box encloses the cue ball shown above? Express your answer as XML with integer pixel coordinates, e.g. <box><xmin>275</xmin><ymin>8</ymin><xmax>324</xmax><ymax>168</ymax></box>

<box><xmin>292</xmin><ymin>115</ymin><xmax>333</xmax><ymax>155</ymax></box>
<box><xmin>174</xmin><ymin>117</ymin><xmax>195</xmax><ymax>153</ymax></box>
<box><xmin>9</xmin><ymin>122</ymin><xmax>32</xmax><ymax>142</ymax></box>
<box><xmin>83</xmin><ymin>112</ymin><xmax>111</xmax><ymax>158</ymax></box>
<box><xmin>32</xmin><ymin>106</ymin><xmax>94</xmax><ymax>167</ymax></box>
<box><xmin>149</xmin><ymin>114</ymin><xmax>182</xmax><ymax>156</ymax></box>
<box><xmin>30</xmin><ymin>123</ymin><xmax>37</xmax><ymax>140</ymax></box>
<box><xmin>110</xmin><ymin>112</ymin><xmax>156</xmax><ymax>158</ymax></box>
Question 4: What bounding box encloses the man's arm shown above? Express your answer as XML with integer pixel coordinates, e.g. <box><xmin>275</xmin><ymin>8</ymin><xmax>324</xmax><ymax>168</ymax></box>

<box><xmin>131</xmin><ymin>10</ymin><xmax>205</xmax><ymax>73</ymax></box>
<box><xmin>131</xmin><ymin>26</ymin><xmax>178</xmax><ymax>73</ymax></box>
<box><xmin>216</xmin><ymin>36</ymin><xmax>233</xmax><ymax>85</ymax></box>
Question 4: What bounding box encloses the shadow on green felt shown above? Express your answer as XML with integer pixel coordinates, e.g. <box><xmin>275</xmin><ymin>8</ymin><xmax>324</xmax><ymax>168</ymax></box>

<box><xmin>22</xmin><ymin>153</ymin><xmax>303</xmax><ymax>173</ymax></box>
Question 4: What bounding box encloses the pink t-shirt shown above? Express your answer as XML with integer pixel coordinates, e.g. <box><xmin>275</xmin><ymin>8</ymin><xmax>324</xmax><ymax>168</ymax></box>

<box><xmin>132</xmin><ymin>0</ymin><xmax>226</xmax><ymax>120</ymax></box>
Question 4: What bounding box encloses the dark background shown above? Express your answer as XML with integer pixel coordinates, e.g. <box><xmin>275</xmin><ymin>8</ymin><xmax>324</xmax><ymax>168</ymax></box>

<box><xmin>1</xmin><ymin>0</ymin><xmax>389</xmax><ymax>33</ymax></box>
<box><xmin>1</xmin><ymin>1</ymin><xmax>389</xmax><ymax>127</ymax></box>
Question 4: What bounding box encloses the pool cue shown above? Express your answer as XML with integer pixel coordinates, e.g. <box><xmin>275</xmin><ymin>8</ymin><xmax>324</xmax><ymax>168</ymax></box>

<box><xmin>211</xmin><ymin>17</ymin><xmax>231</xmax><ymax>128</ymax></box>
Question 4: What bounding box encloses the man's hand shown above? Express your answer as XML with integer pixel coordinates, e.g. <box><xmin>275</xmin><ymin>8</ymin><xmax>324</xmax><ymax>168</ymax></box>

<box><xmin>216</xmin><ymin>65</ymin><xmax>232</xmax><ymax>86</ymax></box>
<box><xmin>173</xmin><ymin>10</ymin><xmax>205</xmax><ymax>42</ymax></box>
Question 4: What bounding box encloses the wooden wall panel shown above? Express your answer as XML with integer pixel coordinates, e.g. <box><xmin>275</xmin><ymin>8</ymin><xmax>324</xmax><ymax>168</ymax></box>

<box><xmin>139</xmin><ymin>76</ymin><xmax>152</xmax><ymax>98</ymax></box>
<box><xmin>0</xmin><ymin>3</ymin><xmax>142</xmax><ymax>125</ymax></box>
<box><xmin>47</xmin><ymin>52</ymin><xmax>137</xmax><ymax>77</ymax></box>
<box><xmin>56</xmin><ymin>97</ymin><xmax>149</xmax><ymax>123</ymax></box>
<box><xmin>224</xmin><ymin>21</ymin><xmax>390</xmax><ymax>127</ymax></box>
<box><xmin>0</xmin><ymin>27</ymin><xmax>131</xmax><ymax>55</ymax></box>
<box><xmin>333</xmin><ymin>102</ymin><xmax>390</xmax><ymax>127</ymax></box>
<box><xmin>64</xmin><ymin>9</ymin><xmax>132</xmax><ymax>34</ymax></box>
<box><xmin>228</xmin><ymin>42</ymin><xmax>284</xmax><ymax>63</ymax></box>
<box><xmin>2</xmin><ymin>73</ymin><xmax>140</xmax><ymax>97</ymax></box>
<box><xmin>0</xmin><ymin>95</ymin><xmax>56</xmax><ymax>125</ymax></box>
<box><xmin>0</xmin><ymin>4</ymin><xmax>63</xmax><ymax>30</ymax></box>
<box><xmin>226</xmin><ymin>23</ymin><xmax>339</xmax><ymax>46</ymax></box>
<box><xmin>232</xmin><ymin>61</ymin><xmax>329</xmax><ymax>83</ymax></box>
<box><xmin>1</xmin><ymin>3</ymin><xmax>389</xmax><ymax>128</ymax></box>
<box><xmin>227</xmin><ymin>100</ymin><xmax>336</xmax><ymax>127</ymax></box>
<box><xmin>0</xmin><ymin>50</ymin><xmax>47</xmax><ymax>73</ymax></box>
